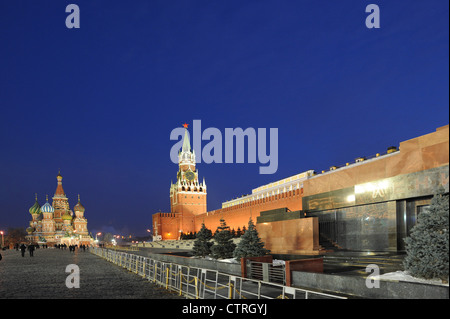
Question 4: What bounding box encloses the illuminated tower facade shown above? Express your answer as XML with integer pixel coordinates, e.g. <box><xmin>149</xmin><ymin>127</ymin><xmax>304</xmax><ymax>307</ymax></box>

<box><xmin>73</xmin><ymin>195</ymin><xmax>88</xmax><ymax>235</ymax></box>
<box><xmin>40</xmin><ymin>195</ymin><xmax>56</xmax><ymax>238</ymax></box>
<box><xmin>170</xmin><ymin>124</ymin><xmax>207</xmax><ymax>233</ymax></box>
<box><xmin>52</xmin><ymin>171</ymin><xmax>70</xmax><ymax>232</ymax></box>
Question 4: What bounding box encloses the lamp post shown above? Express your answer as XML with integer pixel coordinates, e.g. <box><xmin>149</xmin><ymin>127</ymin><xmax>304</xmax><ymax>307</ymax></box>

<box><xmin>95</xmin><ymin>232</ymin><xmax>102</xmax><ymax>247</ymax></box>
<box><xmin>0</xmin><ymin>231</ymin><xmax>4</xmax><ymax>248</ymax></box>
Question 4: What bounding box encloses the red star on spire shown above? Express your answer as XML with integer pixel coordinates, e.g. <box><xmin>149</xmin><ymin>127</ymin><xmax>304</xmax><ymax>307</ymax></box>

<box><xmin>183</xmin><ymin>123</ymin><xmax>189</xmax><ymax>129</ymax></box>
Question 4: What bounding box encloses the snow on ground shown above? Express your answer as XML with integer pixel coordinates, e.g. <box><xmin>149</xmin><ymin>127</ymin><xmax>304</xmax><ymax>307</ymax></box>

<box><xmin>217</xmin><ymin>258</ymin><xmax>239</xmax><ymax>263</ymax></box>
<box><xmin>375</xmin><ymin>271</ymin><xmax>449</xmax><ymax>286</ymax></box>
<box><xmin>190</xmin><ymin>256</ymin><xmax>239</xmax><ymax>263</ymax></box>
<box><xmin>190</xmin><ymin>256</ymin><xmax>286</xmax><ymax>266</ymax></box>
<box><xmin>272</xmin><ymin>259</ymin><xmax>285</xmax><ymax>266</ymax></box>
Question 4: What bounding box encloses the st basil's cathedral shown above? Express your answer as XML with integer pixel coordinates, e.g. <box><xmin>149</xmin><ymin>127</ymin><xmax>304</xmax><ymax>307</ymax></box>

<box><xmin>26</xmin><ymin>172</ymin><xmax>93</xmax><ymax>246</ymax></box>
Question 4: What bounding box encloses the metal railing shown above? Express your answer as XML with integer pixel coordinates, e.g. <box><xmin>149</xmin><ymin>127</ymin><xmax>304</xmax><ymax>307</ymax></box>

<box><xmin>90</xmin><ymin>247</ymin><xmax>347</xmax><ymax>300</ymax></box>
<box><xmin>247</xmin><ymin>261</ymin><xmax>286</xmax><ymax>285</ymax></box>
<box><xmin>105</xmin><ymin>245</ymin><xmax>140</xmax><ymax>252</ymax></box>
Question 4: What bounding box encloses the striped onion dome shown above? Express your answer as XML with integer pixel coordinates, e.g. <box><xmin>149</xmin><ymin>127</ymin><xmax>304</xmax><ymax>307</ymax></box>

<box><xmin>29</xmin><ymin>195</ymin><xmax>41</xmax><ymax>215</ymax></box>
<box><xmin>41</xmin><ymin>196</ymin><xmax>54</xmax><ymax>213</ymax></box>
<box><xmin>74</xmin><ymin>194</ymin><xmax>85</xmax><ymax>213</ymax></box>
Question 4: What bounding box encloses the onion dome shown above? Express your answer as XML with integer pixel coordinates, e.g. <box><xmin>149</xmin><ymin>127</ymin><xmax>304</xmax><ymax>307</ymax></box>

<box><xmin>74</xmin><ymin>194</ymin><xmax>85</xmax><ymax>212</ymax></box>
<box><xmin>41</xmin><ymin>195</ymin><xmax>54</xmax><ymax>213</ymax></box>
<box><xmin>29</xmin><ymin>194</ymin><xmax>41</xmax><ymax>215</ymax></box>
<box><xmin>62</xmin><ymin>212</ymin><xmax>73</xmax><ymax>221</ymax></box>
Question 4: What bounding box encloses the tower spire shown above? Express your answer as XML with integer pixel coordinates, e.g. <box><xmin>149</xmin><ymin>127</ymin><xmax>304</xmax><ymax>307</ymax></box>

<box><xmin>182</xmin><ymin>123</ymin><xmax>191</xmax><ymax>153</ymax></box>
<box><xmin>54</xmin><ymin>170</ymin><xmax>65</xmax><ymax>197</ymax></box>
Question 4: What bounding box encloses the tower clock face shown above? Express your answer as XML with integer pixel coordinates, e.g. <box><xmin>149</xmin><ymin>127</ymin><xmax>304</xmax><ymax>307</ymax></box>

<box><xmin>185</xmin><ymin>171</ymin><xmax>195</xmax><ymax>181</ymax></box>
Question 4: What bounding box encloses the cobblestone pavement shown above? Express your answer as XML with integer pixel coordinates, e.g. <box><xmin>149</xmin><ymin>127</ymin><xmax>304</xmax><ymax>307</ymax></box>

<box><xmin>0</xmin><ymin>248</ymin><xmax>183</xmax><ymax>299</ymax></box>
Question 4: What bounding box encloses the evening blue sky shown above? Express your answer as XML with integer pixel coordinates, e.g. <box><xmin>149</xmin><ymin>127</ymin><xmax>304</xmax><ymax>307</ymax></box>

<box><xmin>0</xmin><ymin>1</ymin><xmax>448</xmax><ymax>236</ymax></box>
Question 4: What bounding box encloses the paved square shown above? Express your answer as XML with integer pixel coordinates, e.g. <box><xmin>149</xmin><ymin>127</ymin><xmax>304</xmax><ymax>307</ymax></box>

<box><xmin>0</xmin><ymin>248</ymin><xmax>183</xmax><ymax>299</ymax></box>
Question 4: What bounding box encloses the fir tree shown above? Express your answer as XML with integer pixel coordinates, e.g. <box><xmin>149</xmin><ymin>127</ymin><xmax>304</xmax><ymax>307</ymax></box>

<box><xmin>211</xmin><ymin>218</ymin><xmax>236</xmax><ymax>259</ymax></box>
<box><xmin>192</xmin><ymin>223</ymin><xmax>213</xmax><ymax>258</ymax></box>
<box><xmin>403</xmin><ymin>186</ymin><xmax>449</xmax><ymax>281</ymax></box>
<box><xmin>233</xmin><ymin>218</ymin><xmax>270</xmax><ymax>261</ymax></box>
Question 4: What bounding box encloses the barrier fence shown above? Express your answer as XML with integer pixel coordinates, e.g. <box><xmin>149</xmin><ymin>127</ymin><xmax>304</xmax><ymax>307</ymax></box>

<box><xmin>90</xmin><ymin>247</ymin><xmax>347</xmax><ymax>300</ymax></box>
<box><xmin>247</xmin><ymin>260</ymin><xmax>286</xmax><ymax>285</ymax></box>
<box><xmin>105</xmin><ymin>245</ymin><xmax>140</xmax><ymax>252</ymax></box>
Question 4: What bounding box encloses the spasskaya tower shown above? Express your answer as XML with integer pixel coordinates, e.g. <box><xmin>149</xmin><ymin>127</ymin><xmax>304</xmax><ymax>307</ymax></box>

<box><xmin>170</xmin><ymin>123</ymin><xmax>207</xmax><ymax>232</ymax></box>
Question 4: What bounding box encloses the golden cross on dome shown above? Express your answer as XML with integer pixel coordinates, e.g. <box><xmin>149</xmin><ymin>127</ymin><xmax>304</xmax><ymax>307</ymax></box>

<box><xmin>183</xmin><ymin>123</ymin><xmax>189</xmax><ymax>129</ymax></box>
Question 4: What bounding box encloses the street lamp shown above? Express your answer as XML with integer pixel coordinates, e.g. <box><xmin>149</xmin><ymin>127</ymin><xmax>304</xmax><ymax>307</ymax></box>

<box><xmin>0</xmin><ymin>231</ymin><xmax>4</xmax><ymax>248</ymax></box>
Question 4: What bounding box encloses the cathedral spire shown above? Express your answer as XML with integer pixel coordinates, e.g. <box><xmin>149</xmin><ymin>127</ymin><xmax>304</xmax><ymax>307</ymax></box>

<box><xmin>54</xmin><ymin>170</ymin><xmax>65</xmax><ymax>197</ymax></box>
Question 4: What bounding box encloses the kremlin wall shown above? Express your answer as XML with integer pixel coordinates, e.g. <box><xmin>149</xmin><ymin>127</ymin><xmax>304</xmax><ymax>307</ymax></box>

<box><xmin>152</xmin><ymin>124</ymin><xmax>449</xmax><ymax>255</ymax></box>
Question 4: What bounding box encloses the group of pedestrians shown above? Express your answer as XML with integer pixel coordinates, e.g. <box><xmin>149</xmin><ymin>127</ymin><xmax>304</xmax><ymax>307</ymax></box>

<box><xmin>11</xmin><ymin>242</ymin><xmax>90</xmax><ymax>257</ymax></box>
<box><xmin>68</xmin><ymin>244</ymin><xmax>88</xmax><ymax>252</ymax></box>
<box><xmin>18</xmin><ymin>243</ymin><xmax>35</xmax><ymax>257</ymax></box>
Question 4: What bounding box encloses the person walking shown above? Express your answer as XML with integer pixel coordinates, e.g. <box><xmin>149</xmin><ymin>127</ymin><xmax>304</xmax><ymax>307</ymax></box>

<box><xmin>28</xmin><ymin>244</ymin><xmax>35</xmax><ymax>257</ymax></box>
<box><xmin>20</xmin><ymin>244</ymin><xmax>26</xmax><ymax>257</ymax></box>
